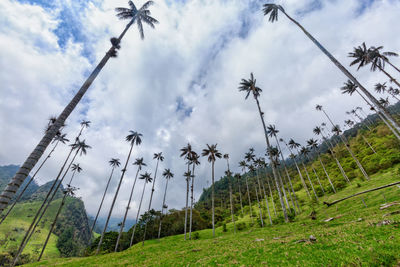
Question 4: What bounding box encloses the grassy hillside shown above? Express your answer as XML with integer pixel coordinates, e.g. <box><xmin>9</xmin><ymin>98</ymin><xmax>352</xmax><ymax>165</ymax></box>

<box><xmin>26</xmin><ymin>166</ymin><xmax>400</xmax><ymax>266</ymax></box>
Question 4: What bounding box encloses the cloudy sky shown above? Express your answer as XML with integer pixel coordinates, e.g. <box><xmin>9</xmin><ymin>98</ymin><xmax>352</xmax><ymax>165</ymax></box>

<box><xmin>1</xmin><ymin>0</ymin><xmax>399</xmax><ymax>220</ymax></box>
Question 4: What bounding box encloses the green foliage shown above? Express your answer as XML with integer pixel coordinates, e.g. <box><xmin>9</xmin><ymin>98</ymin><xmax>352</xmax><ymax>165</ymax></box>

<box><xmin>236</xmin><ymin>222</ymin><xmax>246</xmax><ymax>231</ymax></box>
<box><xmin>192</xmin><ymin>232</ymin><xmax>200</xmax><ymax>240</ymax></box>
<box><xmin>222</xmin><ymin>223</ymin><xmax>227</xmax><ymax>232</ymax></box>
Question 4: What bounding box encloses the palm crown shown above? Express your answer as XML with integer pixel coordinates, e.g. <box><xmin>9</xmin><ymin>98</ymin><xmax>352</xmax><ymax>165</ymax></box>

<box><xmin>202</xmin><ymin>144</ymin><xmax>222</xmax><ymax>162</ymax></box>
<box><xmin>267</xmin><ymin>124</ymin><xmax>278</xmax><ymax>137</ymax></box>
<box><xmin>71</xmin><ymin>139</ymin><xmax>91</xmax><ymax>155</ymax></box>
<box><xmin>375</xmin><ymin>83</ymin><xmax>386</xmax><ymax>94</ymax></box>
<box><xmin>80</xmin><ymin>120</ymin><xmax>91</xmax><ymax>128</ymax></box>
<box><xmin>133</xmin><ymin>157</ymin><xmax>146</xmax><ymax>170</ymax></box>
<box><xmin>238</xmin><ymin>160</ymin><xmax>247</xmax><ymax>172</ymax></box>
<box><xmin>153</xmin><ymin>152</ymin><xmax>164</xmax><ymax>161</ymax></box>
<box><xmin>313</xmin><ymin>126</ymin><xmax>322</xmax><ymax>136</ymax></box>
<box><xmin>53</xmin><ymin>133</ymin><xmax>69</xmax><ymax>144</ymax></box>
<box><xmin>262</xmin><ymin>3</ymin><xmax>284</xmax><ymax>22</ymax></box>
<box><xmin>341</xmin><ymin>80</ymin><xmax>358</xmax><ymax>96</ymax></box>
<box><xmin>139</xmin><ymin>172</ymin><xmax>152</xmax><ymax>183</ymax></box>
<box><xmin>307</xmin><ymin>139</ymin><xmax>318</xmax><ymax>150</ymax></box>
<box><xmin>109</xmin><ymin>158</ymin><xmax>121</xmax><ymax>168</ymax></box>
<box><xmin>71</xmin><ymin>163</ymin><xmax>82</xmax><ymax>173</ymax></box>
<box><xmin>288</xmin><ymin>138</ymin><xmax>300</xmax><ymax>150</ymax></box>
<box><xmin>162</xmin><ymin>169</ymin><xmax>174</xmax><ymax>179</ymax></box>
<box><xmin>115</xmin><ymin>1</ymin><xmax>159</xmax><ymax>39</ymax></box>
<box><xmin>238</xmin><ymin>73</ymin><xmax>262</xmax><ymax>100</ymax></box>
<box><xmin>126</xmin><ymin>131</ymin><xmax>142</xmax><ymax>146</ymax></box>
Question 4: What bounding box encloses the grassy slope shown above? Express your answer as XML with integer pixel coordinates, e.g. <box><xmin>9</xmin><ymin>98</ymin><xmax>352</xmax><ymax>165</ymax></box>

<box><xmin>0</xmin><ymin>199</ymin><xmax>62</xmax><ymax>259</ymax></box>
<box><xmin>27</xmin><ymin>167</ymin><xmax>400</xmax><ymax>266</ymax></box>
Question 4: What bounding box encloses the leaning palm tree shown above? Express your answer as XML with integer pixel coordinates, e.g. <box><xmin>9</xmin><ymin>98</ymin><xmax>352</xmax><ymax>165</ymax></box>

<box><xmin>300</xmin><ymin>144</ymin><xmax>325</xmax><ymax>195</ymax></box>
<box><xmin>91</xmin><ymin>158</ymin><xmax>121</xmax><ymax>233</ymax></box>
<box><xmin>202</xmin><ymin>144</ymin><xmax>222</xmax><ymax>237</ymax></box>
<box><xmin>238</xmin><ymin>72</ymin><xmax>288</xmax><ymax>222</ymax></box>
<box><xmin>376</xmin><ymin>83</ymin><xmax>400</xmax><ymax>101</ymax></box>
<box><xmin>189</xmin><ymin>152</ymin><xmax>200</xmax><ymax>239</ymax></box>
<box><xmin>67</xmin><ymin>164</ymin><xmax>82</xmax><ymax>186</ymax></box>
<box><xmin>130</xmin><ymin>172</ymin><xmax>152</xmax><ymax>247</ymax></box>
<box><xmin>157</xmin><ymin>169</ymin><xmax>174</xmax><ymax>240</ymax></box>
<box><xmin>142</xmin><ymin>152</ymin><xmax>164</xmax><ymax>245</ymax></box>
<box><xmin>96</xmin><ymin>131</ymin><xmax>142</xmax><ymax>254</ymax></box>
<box><xmin>344</xmin><ymin>120</ymin><xmax>377</xmax><ymax>154</ymax></box>
<box><xmin>0</xmin><ymin>133</ymin><xmax>69</xmax><ymax>225</ymax></box>
<box><xmin>262</xmin><ymin>4</ymin><xmax>400</xmax><ymax>135</ymax></box>
<box><xmin>239</xmin><ymin>160</ymin><xmax>253</xmax><ymax>221</ymax></box>
<box><xmin>316</xmin><ymin>105</ymin><xmax>370</xmax><ymax>181</ymax></box>
<box><xmin>234</xmin><ymin>173</ymin><xmax>244</xmax><ymax>216</ymax></box>
<box><xmin>13</xmin><ymin>139</ymin><xmax>90</xmax><ymax>266</ymax></box>
<box><xmin>0</xmin><ymin>1</ymin><xmax>159</xmax><ymax>212</ymax></box>
<box><xmin>183</xmin><ymin>170</ymin><xmax>192</xmax><ymax>240</ymax></box>
<box><xmin>115</xmin><ymin>157</ymin><xmax>146</xmax><ymax>251</ymax></box>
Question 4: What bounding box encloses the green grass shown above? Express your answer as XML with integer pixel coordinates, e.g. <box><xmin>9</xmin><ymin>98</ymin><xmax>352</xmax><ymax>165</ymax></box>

<box><xmin>0</xmin><ymin>199</ymin><xmax>62</xmax><ymax>260</ymax></box>
<box><xmin>26</xmin><ymin>167</ymin><xmax>400</xmax><ymax>266</ymax></box>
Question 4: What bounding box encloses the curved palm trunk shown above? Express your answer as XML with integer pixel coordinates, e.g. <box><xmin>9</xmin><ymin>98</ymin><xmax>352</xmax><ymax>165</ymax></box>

<box><xmin>281</xmin><ymin>10</ymin><xmax>400</xmax><ymax>135</ymax></box>
<box><xmin>189</xmin><ymin>164</ymin><xmax>196</xmax><ymax>239</ymax></box>
<box><xmin>260</xmin><ymin>179</ymin><xmax>272</xmax><ymax>224</ymax></box>
<box><xmin>0</xmin><ymin>139</ymin><xmax>61</xmax><ymax>225</ymax></box>
<box><xmin>317</xmin><ymin>154</ymin><xmax>336</xmax><ymax>193</ymax></box>
<box><xmin>237</xmin><ymin>177</ymin><xmax>244</xmax><ymax>216</ymax></box>
<box><xmin>12</xmin><ymin>147</ymin><xmax>80</xmax><ymax>266</ymax></box>
<box><xmin>265</xmin><ymin>177</ymin><xmax>277</xmax><ymax>216</ymax></box>
<box><xmin>90</xmin><ymin>167</ymin><xmax>116</xmax><ymax>233</ymax></box>
<box><xmin>142</xmin><ymin>158</ymin><xmax>160</xmax><ymax>246</ymax></box>
<box><xmin>253</xmin><ymin>183</ymin><xmax>263</xmax><ymax>227</ymax></box>
<box><xmin>96</xmin><ymin>142</ymin><xmax>135</xmax><ymax>255</ymax></box>
<box><xmin>322</xmin><ymin>109</ymin><xmax>370</xmax><ymax>181</ymax></box>
<box><xmin>244</xmin><ymin>175</ymin><xmax>253</xmax><ymax>222</ymax></box>
<box><xmin>0</xmin><ymin>22</ymin><xmax>134</xmax><ymax>213</ymax></box>
<box><xmin>157</xmin><ymin>178</ymin><xmax>170</xmax><ymax>240</ymax></box>
<box><xmin>211</xmin><ymin>161</ymin><xmax>216</xmax><ymax>237</ymax></box>
<box><xmin>130</xmin><ymin>180</ymin><xmax>147</xmax><ymax>247</ymax></box>
<box><xmin>254</xmin><ymin>97</ymin><xmax>288</xmax><ymax>221</ymax></box>
<box><xmin>377</xmin><ymin>65</ymin><xmax>400</xmax><ymax>88</ymax></box>
<box><xmin>115</xmin><ymin>167</ymin><xmax>140</xmax><ymax>252</ymax></box>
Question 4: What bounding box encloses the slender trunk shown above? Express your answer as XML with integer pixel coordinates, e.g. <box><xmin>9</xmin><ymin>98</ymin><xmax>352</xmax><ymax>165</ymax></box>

<box><xmin>157</xmin><ymin>178</ymin><xmax>169</xmax><ymax>240</ymax></box>
<box><xmin>318</xmin><ymin>155</ymin><xmax>336</xmax><ymax>193</ymax></box>
<box><xmin>0</xmin><ymin>139</ymin><xmax>60</xmax><ymax>225</ymax></box>
<box><xmin>38</xmin><ymin>192</ymin><xmax>68</xmax><ymax>261</ymax></box>
<box><xmin>115</xmin><ymin>167</ymin><xmax>140</xmax><ymax>252</ymax></box>
<box><xmin>142</xmin><ymin>159</ymin><xmax>160</xmax><ymax>246</ymax></box>
<box><xmin>130</xmin><ymin>179</ymin><xmax>147</xmax><ymax>247</ymax></box>
<box><xmin>211</xmin><ymin>161</ymin><xmax>215</xmax><ymax>237</ymax></box>
<box><xmin>237</xmin><ymin>177</ymin><xmax>244</xmax><ymax>216</ymax></box>
<box><xmin>266</xmin><ymin>177</ymin><xmax>276</xmax><ymax>216</ymax></box>
<box><xmin>254</xmin><ymin>183</ymin><xmax>263</xmax><ymax>227</ymax></box>
<box><xmin>300</xmin><ymin>161</ymin><xmax>319</xmax><ymax>201</ymax></box>
<box><xmin>276</xmin><ymin>169</ymin><xmax>290</xmax><ymax>209</ymax></box>
<box><xmin>281</xmin><ymin>10</ymin><xmax>400</xmax><ymax>135</ymax></box>
<box><xmin>228</xmin><ymin>176</ymin><xmax>236</xmax><ymax>233</ymax></box>
<box><xmin>378</xmin><ymin>65</ymin><xmax>400</xmax><ymax>88</ymax></box>
<box><xmin>386</xmin><ymin>60</ymin><xmax>400</xmax><ymax>74</ymax></box>
<box><xmin>306</xmin><ymin>155</ymin><xmax>325</xmax><ymax>195</ymax></box>
<box><xmin>255</xmin><ymin>169</ymin><xmax>271</xmax><ymax>224</ymax></box>
<box><xmin>245</xmin><ymin>175</ymin><xmax>253</xmax><ymax>222</ymax></box>
<box><xmin>361</xmin><ymin>135</ymin><xmax>377</xmax><ymax>154</ymax></box>
<box><xmin>189</xmin><ymin>164</ymin><xmax>196</xmax><ymax>239</ymax></box>
<box><xmin>260</xmin><ymin>180</ymin><xmax>272</xmax><ymax>225</ymax></box>
<box><xmin>254</xmin><ymin>97</ymin><xmax>288</xmax><ymax>221</ymax></box>
<box><xmin>90</xmin><ymin>167</ymin><xmax>115</xmax><ymax>233</ymax></box>
<box><xmin>184</xmin><ymin>164</ymin><xmax>189</xmax><ymax>241</ymax></box>
<box><xmin>96</xmin><ymin>142</ymin><xmax>135</xmax><ymax>255</ymax></box>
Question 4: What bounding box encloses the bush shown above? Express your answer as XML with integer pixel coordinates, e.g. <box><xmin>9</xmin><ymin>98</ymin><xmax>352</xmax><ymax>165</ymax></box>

<box><xmin>192</xmin><ymin>232</ymin><xmax>200</xmax><ymax>240</ymax></box>
<box><xmin>222</xmin><ymin>223</ymin><xmax>227</xmax><ymax>232</ymax></box>
<box><xmin>236</xmin><ymin>222</ymin><xmax>246</xmax><ymax>231</ymax></box>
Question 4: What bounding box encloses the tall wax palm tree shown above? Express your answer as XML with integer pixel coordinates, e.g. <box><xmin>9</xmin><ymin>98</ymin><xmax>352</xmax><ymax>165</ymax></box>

<box><xmin>254</xmin><ymin>158</ymin><xmax>272</xmax><ymax>224</ymax></box>
<box><xmin>0</xmin><ymin>133</ymin><xmax>69</xmax><ymax>225</ymax></box>
<box><xmin>180</xmin><ymin>143</ymin><xmax>192</xmax><ymax>240</ymax></box>
<box><xmin>183</xmin><ymin>170</ymin><xmax>192</xmax><ymax>240</ymax></box>
<box><xmin>239</xmin><ymin>160</ymin><xmax>253</xmax><ymax>221</ymax></box>
<box><xmin>316</xmin><ymin>105</ymin><xmax>370</xmax><ymax>181</ymax></box>
<box><xmin>355</xmin><ymin>107</ymin><xmax>374</xmax><ymax>125</ymax></box>
<box><xmin>142</xmin><ymin>152</ymin><xmax>164</xmax><ymax>245</ymax></box>
<box><xmin>202</xmin><ymin>144</ymin><xmax>222</xmax><ymax>237</ymax></box>
<box><xmin>130</xmin><ymin>172</ymin><xmax>152</xmax><ymax>247</ymax></box>
<box><xmin>189</xmin><ymin>152</ymin><xmax>200</xmax><ymax>239</ymax></box>
<box><xmin>344</xmin><ymin>120</ymin><xmax>377</xmax><ymax>154</ymax></box>
<box><xmin>248</xmin><ymin>164</ymin><xmax>264</xmax><ymax>226</ymax></box>
<box><xmin>234</xmin><ymin>173</ymin><xmax>244</xmax><ymax>216</ymax></box>
<box><xmin>341</xmin><ymin>80</ymin><xmax>400</xmax><ymax>141</ymax></box>
<box><xmin>257</xmin><ymin>159</ymin><xmax>274</xmax><ymax>222</ymax></box>
<box><xmin>224</xmin><ymin>159</ymin><xmax>236</xmax><ymax>233</ymax></box>
<box><xmin>376</xmin><ymin>83</ymin><xmax>400</xmax><ymax>101</ymax></box>
<box><xmin>96</xmin><ymin>131</ymin><xmax>142</xmax><ymax>254</ymax></box>
<box><xmin>91</xmin><ymin>158</ymin><xmax>121</xmax><ymax>233</ymax></box>
<box><xmin>0</xmin><ymin>1</ymin><xmax>159</xmax><ymax>212</ymax></box>
<box><xmin>301</xmin><ymin>145</ymin><xmax>325</xmax><ymax>195</ymax></box>
<box><xmin>262</xmin><ymin>4</ymin><xmax>400</xmax><ymax>135</ymax></box>
<box><xmin>239</xmin><ymin>73</ymin><xmax>288</xmax><ymax>222</ymax></box>
<box><xmin>115</xmin><ymin>157</ymin><xmax>146</xmax><ymax>251</ymax></box>
<box><xmin>67</xmin><ymin>163</ymin><xmax>82</xmax><ymax>186</ymax></box>
<box><xmin>307</xmin><ymin>138</ymin><xmax>336</xmax><ymax>193</ymax></box>
<box><xmin>157</xmin><ymin>169</ymin><xmax>173</xmax><ymax>240</ymax></box>
<box><xmin>13</xmin><ymin>139</ymin><xmax>90</xmax><ymax>266</ymax></box>
<box><xmin>267</xmin><ymin>125</ymin><xmax>299</xmax><ymax>213</ymax></box>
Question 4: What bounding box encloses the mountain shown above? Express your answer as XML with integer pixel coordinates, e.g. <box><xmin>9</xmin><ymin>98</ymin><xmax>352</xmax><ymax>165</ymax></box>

<box><xmin>0</xmin><ymin>165</ymin><xmax>39</xmax><ymax>201</ymax></box>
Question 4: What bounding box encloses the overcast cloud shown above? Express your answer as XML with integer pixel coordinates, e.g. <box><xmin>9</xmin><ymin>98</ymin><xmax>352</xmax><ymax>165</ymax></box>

<box><xmin>1</xmin><ymin>0</ymin><xmax>399</xmax><ymax>220</ymax></box>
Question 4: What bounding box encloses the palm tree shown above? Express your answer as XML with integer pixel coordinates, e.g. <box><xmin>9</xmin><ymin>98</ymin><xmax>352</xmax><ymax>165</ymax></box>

<box><xmin>115</xmin><ymin>157</ymin><xmax>146</xmax><ymax>251</ymax></box>
<box><xmin>262</xmin><ymin>4</ymin><xmax>400</xmax><ymax>135</ymax></box>
<box><xmin>96</xmin><ymin>131</ymin><xmax>142</xmax><ymax>254</ymax></box>
<box><xmin>67</xmin><ymin>163</ymin><xmax>82</xmax><ymax>186</ymax></box>
<box><xmin>316</xmin><ymin>105</ymin><xmax>370</xmax><ymax>181</ymax></box>
<box><xmin>0</xmin><ymin>1</ymin><xmax>159</xmax><ymax>212</ymax></box>
<box><xmin>142</xmin><ymin>152</ymin><xmax>164</xmax><ymax>245</ymax></box>
<box><xmin>13</xmin><ymin>139</ymin><xmax>90</xmax><ymax>266</ymax></box>
<box><xmin>344</xmin><ymin>120</ymin><xmax>377</xmax><ymax>154</ymax></box>
<box><xmin>301</xmin><ymin>144</ymin><xmax>325</xmax><ymax>195</ymax></box>
<box><xmin>297</xmin><ymin>146</ymin><xmax>319</xmax><ymax>201</ymax></box>
<box><xmin>189</xmin><ymin>152</ymin><xmax>200</xmax><ymax>239</ymax></box>
<box><xmin>202</xmin><ymin>144</ymin><xmax>222</xmax><ymax>237</ymax></box>
<box><xmin>234</xmin><ymin>173</ymin><xmax>244</xmax><ymax>216</ymax></box>
<box><xmin>349</xmin><ymin>43</ymin><xmax>400</xmax><ymax>87</ymax></box>
<box><xmin>130</xmin><ymin>172</ymin><xmax>152</xmax><ymax>247</ymax></box>
<box><xmin>183</xmin><ymin>170</ymin><xmax>192</xmax><ymax>240</ymax></box>
<box><xmin>238</xmin><ymin>73</ymin><xmax>288</xmax><ymax>222</ymax></box>
<box><xmin>224</xmin><ymin>156</ymin><xmax>236</xmax><ymax>233</ymax></box>
<box><xmin>157</xmin><ymin>169</ymin><xmax>173</xmax><ymax>240</ymax></box>
<box><xmin>257</xmin><ymin>159</ymin><xmax>274</xmax><ymax>223</ymax></box>
<box><xmin>239</xmin><ymin>160</ymin><xmax>253</xmax><ymax>221</ymax></box>
<box><xmin>180</xmin><ymin>143</ymin><xmax>192</xmax><ymax>240</ymax></box>
<box><xmin>91</xmin><ymin>158</ymin><xmax>121</xmax><ymax>233</ymax></box>
<box><xmin>267</xmin><ymin>125</ymin><xmax>299</xmax><ymax>213</ymax></box>
<box><xmin>0</xmin><ymin>133</ymin><xmax>69</xmax><ymax>225</ymax></box>
<box><xmin>341</xmin><ymin>80</ymin><xmax>400</xmax><ymax>141</ymax></box>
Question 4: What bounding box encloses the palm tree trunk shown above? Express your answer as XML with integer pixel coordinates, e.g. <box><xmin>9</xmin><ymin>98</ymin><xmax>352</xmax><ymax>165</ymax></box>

<box><xmin>305</xmin><ymin>155</ymin><xmax>325</xmax><ymax>195</ymax></box>
<box><xmin>0</xmin><ymin>139</ymin><xmax>60</xmax><ymax>225</ymax></box>
<box><xmin>386</xmin><ymin>60</ymin><xmax>400</xmax><ymax>74</ymax></box>
<box><xmin>228</xmin><ymin>175</ymin><xmax>236</xmax><ymax>233</ymax></box>
<box><xmin>38</xmin><ymin>192</ymin><xmax>68</xmax><ymax>262</ymax></box>
<box><xmin>115</xmin><ymin>167</ymin><xmax>140</xmax><ymax>252</ymax></box>
<box><xmin>317</xmin><ymin>155</ymin><xmax>336</xmax><ymax>193</ymax></box>
<box><xmin>237</xmin><ymin>177</ymin><xmax>244</xmax><ymax>216</ymax></box>
<box><xmin>254</xmin><ymin>97</ymin><xmax>288</xmax><ymax>222</ymax></box>
<box><xmin>90</xmin><ymin>167</ymin><xmax>115</xmax><ymax>233</ymax></box>
<box><xmin>281</xmin><ymin>10</ymin><xmax>400</xmax><ymax>134</ymax></box>
<box><xmin>361</xmin><ymin>135</ymin><xmax>377</xmax><ymax>154</ymax></box>
<box><xmin>254</xmin><ymin>183</ymin><xmax>263</xmax><ymax>227</ymax></box>
<box><xmin>277</xmin><ymin>169</ymin><xmax>290</xmax><ymax>209</ymax></box>
<box><xmin>265</xmin><ymin>177</ymin><xmax>277</xmax><ymax>216</ymax></box>
<box><xmin>244</xmin><ymin>176</ymin><xmax>253</xmax><ymax>222</ymax></box>
<box><xmin>211</xmin><ymin>161</ymin><xmax>215</xmax><ymax>237</ymax></box>
<box><xmin>377</xmin><ymin>65</ymin><xmax>400</xmax><ymax>88</ymax></box>
<box><xmin>320</xmin><ymin>134</ymin><xmax>350</xmax><ymax>183</ymax></box>
<box><xmin>300</xmin><ymin>161</ymin><xmax>319</xmax><ymax>201</ymax></box>
<box><xmin>0</xmin><ymin>23</ymin><xmax>134</xmax><ymax>213</ymax></box>
<box><xmin>130</xmin><ymin>179</ymin><xmax>147</xmax><ymax>247</ymax></box>
<box><xmin>260</xmin><ymin>180</ymin><xmax>272</xmax><ymax>225</ymax></box>
<box><xmin>96</xmin><ymin>142</ymin><xmax>134</xmax><ymax>255</ymax></box>
<box><xmin>142</xmin><ymin>159</ymin><xmax>160</xmax><ymax>246</ymax></box>
<box><xmin>189</xmin><ymin>164</ymin><xmax>196</xmax><ymax>240</ymax></box>
<box><xmin>157</xmin><ymin>178</ymin><xmax>169</xmax><ymax>240</ymax></box>
<box><xmin>184</xmin><ymin>164</ymin><xmax>189</xmax><ymax>241</ymax></box>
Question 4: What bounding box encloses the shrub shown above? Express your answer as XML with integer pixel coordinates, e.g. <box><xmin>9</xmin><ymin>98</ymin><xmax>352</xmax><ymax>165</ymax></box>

<box><xmin>222</xmin><ymin>223</ymin><xmax>227</xmax><ymax>232</ymax></box>
<box><xmin>236</xmin><ymin>222</ymin><xmax>246</xmax><ymax>231</ymax></box>
<box><xmin>192</xmin><ymin>232</ymin><xmax>200</xmax><ymax>240</ymax></box>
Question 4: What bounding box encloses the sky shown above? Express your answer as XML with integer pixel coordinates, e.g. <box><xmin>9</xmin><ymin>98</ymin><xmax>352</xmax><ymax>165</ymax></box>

<box><xmin>1</xmin><ymin>0</ymin><xmax>400</xmax><ymax>221</ymax></box>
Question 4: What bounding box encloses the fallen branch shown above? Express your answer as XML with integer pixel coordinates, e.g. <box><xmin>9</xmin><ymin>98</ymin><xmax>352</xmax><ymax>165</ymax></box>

<box><xmin>380</xmin><ymin>202</ymin><xmax>399</xmax><ymax>210</ymax></box>
<box><xmin>324</xmin><ymin>181</ymin><xmax>400</xmax><ymax>207</ymax></box>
